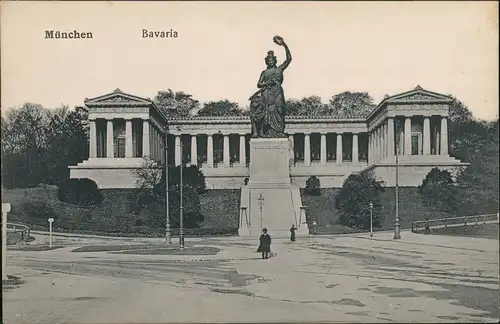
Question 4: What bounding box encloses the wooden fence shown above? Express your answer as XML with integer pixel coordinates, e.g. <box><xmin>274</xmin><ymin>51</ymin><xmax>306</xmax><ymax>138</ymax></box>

<box><xmin>411</xmin><ymin>213</ymin><xmax>499</xmax><ymax>233</ymax></box>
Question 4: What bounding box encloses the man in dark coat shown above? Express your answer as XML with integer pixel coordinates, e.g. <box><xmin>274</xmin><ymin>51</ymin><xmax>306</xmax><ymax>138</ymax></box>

<box><xmin>258</xmin><ymin>228</ymin><xmax>272</xmax><ymax>259</ymax></box>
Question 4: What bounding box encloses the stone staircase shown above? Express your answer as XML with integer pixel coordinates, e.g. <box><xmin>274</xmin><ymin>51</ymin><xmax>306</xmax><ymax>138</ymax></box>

<box><xmin>239</xmin><ymin>185</ymin><xmax>309</xmax><ymax>238</ymax></box>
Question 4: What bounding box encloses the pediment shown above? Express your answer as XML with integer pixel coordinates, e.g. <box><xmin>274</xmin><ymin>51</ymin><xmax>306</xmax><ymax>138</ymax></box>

<box><xmin>387</xmin><ymin>86</ymin><xmax>452</xmax><ymax>103</ymax></box>
<box><xmin>85</xmin><ymin>88</ymin><xmax>152</xmax><ymax>106</ymax></box>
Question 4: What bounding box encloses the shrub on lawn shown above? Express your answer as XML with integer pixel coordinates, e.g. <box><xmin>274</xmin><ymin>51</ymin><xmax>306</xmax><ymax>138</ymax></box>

<box><xmin>18</xmin><ymin>201</ymin><xmax>56</xmax><ymax>224</ymax></box>
<box><xmin>305</xmin><ymin>176</ymin><xmax>321</xmax><ymax>195</ymax></box>
<box><xmin>335</xmin><ymin>173</ymin><xmax>385</xmax><ymax>230</ymax></box>
<box><xmin>57</xmin><ymin>178</ymin><xmax>103</xmax><ymax>206</ymax></box>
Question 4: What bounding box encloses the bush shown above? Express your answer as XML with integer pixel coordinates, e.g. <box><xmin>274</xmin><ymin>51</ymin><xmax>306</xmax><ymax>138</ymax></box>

<box><xmin>305</xmin><ymin>176</ymin><xmax>321</xmax><ymax>195</ymax></box>
<box><xmin>57</xmin><ymin>178</ymin><xmax>103</xmax><ymax>206</ymax></box>
<box><xmin>419</xmin><ymin>168</ymin><xmax>459</xmax><ymax>213</ymax></box>
<box><xmin>19</xmin><ymin>201</ymin><xmax>55</xmax><ymax>222</ymax></box>
<box><xmin>335</xmin><ymin>173</ymin><xmax>385</xmax><ymax>230</ymax></box>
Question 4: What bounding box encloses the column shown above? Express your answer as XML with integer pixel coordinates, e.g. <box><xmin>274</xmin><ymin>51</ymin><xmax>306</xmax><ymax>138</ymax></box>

<box><xmin>435</xmin><ymin>130</ymin><xmax>440</xmax><ymax>155</ymax></box>
<box><xmin>190</xmin><ymin>135</ymin><xmax>197</xmax><ymax>165</ymax></box>
<box><xmin>423</xmin><ymin>117</ymin><xmax>431</xmax><ymax>155</ymax></box>
<box><xmin>175</xmin><ymin>135</ymin><xmax>181</xmax><ymax>165</ymax></box>
<box><xmin>387</xmin><ymin>118</ymin><xmax>395</xmax><ymax>157</ymax></box>
<box><xmin>151</xmin><ymin>127</ymin><xmax>156</xmax><ymax>160</ymax></box>
<box><xmin>304</xmin><ymin>133</ymin><xmax>311</xmax><ymax>166</ymax></box>
<box><xmin>89</xmin><ymin>119</ymin><xmax>97</xmax><ymax>158</ymax></box>
<box><xmin>336</xmin><ymin>133</ymin><xmax>343</xmax><ymax>164</ymax></box>
<box><xmin>223</xmin><ymin>135</ymin><xmax>230</xmax><ymax>166</ymax></box>
<box><xmin>373</xmin><ymin>128</ymin><xmax>379</xmax><ymax>162</ymax></box>
<box><xmin>141</xmin><ymin>120</ymin><xmax>149</xmax><ymax>157</ymax></box>
<box><xmin>239</xmin><ymin>135</ymin><xmax>246</xmax><ymax>164</ymax></box>
<box><xmin>288</xmin><ymin>134</ymin><xmax>294</xmax><ymax>152</ymax></box>
<box><xmin>156</xmin><ymin>129</ymin><xmax>159</xmax><ymax>161</ymax></box>
<box><xmin>382</xmin><ymin>123</ymin><xmax>386</xmax><ymax>158</ymax></box>
<box><xmin>352</xmin><ymin>133</ymin><xmax>359</xmax><ymax>163</ymax></box>
<box><xmin>207</xmin><ymin>135</ymin><xmax>214</xmax><ymax>167</ymax></box>
<box><xmin>106</xmin><ymin>119</ymin><xmax>114</xmax><ymax>158</ymax></box>
<box><xmin>404</xmin><ymin>117</ymin><xmax>412</xmax><ymax>155</ymax></box>
<box><xmin>440</xmin><ymin>117</ymin><xmax>448</xmax><ymax>155</ymax></box>
<box><xmin>368</xmin><ymin>132</ymin><xmax>373</xmax><ymax>164</ymax></box>
<box><xmin>320</xmin><ymin>133</ymin><xmax>327</xmax><ymax>165</ymax></box>
<box><xmin>125</xmin><ymin>120</ymin><xmax>133</xmax><ymax>158</ymax></box>
<box><xmin>152</xmin><ymin>127</ymin><xmax>157</xmax><ymax>161</ymax></box>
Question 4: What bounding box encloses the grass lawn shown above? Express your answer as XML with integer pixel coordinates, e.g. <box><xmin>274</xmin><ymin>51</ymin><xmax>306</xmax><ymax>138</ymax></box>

<box><xmin>7</xmin><ymin>245</ymin><xmax>64</xmax><ymax>251</ymax></box>
<box><xmin>71</xmin><ymin>244</ymin><xmax>220</xmax><ymax>255</ymax></box>
<box><xmin>301</xmin><ymin>187</ymin><xmax>455</xmax><ymax>233</ymax></box>
<box><xmin>2</xmin><ymin>186</ymin><xmax>240</xmax><ymax>236</ymax></box>
<box><xmin>113</xmin><ymin>246</ymin><xmax>221</xmax><ymax>255</ymax></box>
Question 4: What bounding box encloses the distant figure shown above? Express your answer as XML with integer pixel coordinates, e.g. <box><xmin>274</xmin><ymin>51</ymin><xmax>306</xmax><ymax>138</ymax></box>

<box><xmin>290</xmin><ymin>224</ymin><xmax>297</xmax><ymax>242</ymax></box>
<box><xmin>424</xmin><ymin>218</ymin><xmax>431</xmax><ymax>234</ymax></box>
<box><xmin>257</xmin><ymin>228</ymin><xmax>272</xmax><ymax>259</ymax></box>
<box><xmin>244</xmin><ymin>177</ymin><xmax>249</xmax><ymax>186</ymax></box>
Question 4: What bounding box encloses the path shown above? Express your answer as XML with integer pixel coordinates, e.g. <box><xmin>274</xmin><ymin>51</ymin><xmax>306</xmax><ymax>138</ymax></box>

<box><xmin>2</xmin><ymin>231</ymin><xmax>499</xmax><ymax>323</ymax></box>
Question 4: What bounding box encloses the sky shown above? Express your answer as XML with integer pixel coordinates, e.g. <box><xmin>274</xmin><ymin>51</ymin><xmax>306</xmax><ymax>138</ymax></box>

<box><xmin>1</xmin><ymin>1</ymin><xmax>498</xmax><ymax>120</ymax></box>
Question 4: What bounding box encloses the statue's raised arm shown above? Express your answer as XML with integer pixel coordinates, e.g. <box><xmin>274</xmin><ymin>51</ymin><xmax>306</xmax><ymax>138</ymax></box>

<box><xmin>274</xmin><ymin>36</ymin><xmax>292</xmax><ymax>71</ymax></box>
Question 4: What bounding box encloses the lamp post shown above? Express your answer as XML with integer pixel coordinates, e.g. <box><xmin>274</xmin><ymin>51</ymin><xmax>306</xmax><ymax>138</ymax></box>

<box><xmin>258</xmin><ymin>194</ymin><xmax>264</xmax><ymax>229</ymax></box>
<box><xmin>165</xmin><ymin>135</ymin><xmax>171</xmax><ymax>244</ymax></box>
<box><xmin>394</xmin><ymin>125</ymin><xmax>401</xmax><ymax>240</ymax></box>
<box><xmin>369</xmin><ymin>201</ymin><xmax>373</xmax><ymax>237</ymax></box>
<box><xmin>179</xmin><ymin>142</ymin><xmax>185</xmax><ymax>249</ymax></box>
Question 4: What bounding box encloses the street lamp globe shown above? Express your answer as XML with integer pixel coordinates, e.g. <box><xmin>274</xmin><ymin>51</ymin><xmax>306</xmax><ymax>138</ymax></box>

<box><xmin>258</xmin><ymin>194</ymin><xmax>264</xmax><ymax>206</ymax></box>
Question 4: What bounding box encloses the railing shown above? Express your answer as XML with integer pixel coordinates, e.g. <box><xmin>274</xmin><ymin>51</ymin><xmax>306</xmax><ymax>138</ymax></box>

<box><xmin>411</xmin><ymin>213</ymin><xmax>499</xmax><ymax>233</ymax></box>
<box><xmin>4</xmin><ymin>222</ymin><xmax>31</xmax><ymax>238</ymax></box>
<box><xmin>239</xmin><ymin>207</ymin><xmax>250</xmax><ymax>228</ymax></box>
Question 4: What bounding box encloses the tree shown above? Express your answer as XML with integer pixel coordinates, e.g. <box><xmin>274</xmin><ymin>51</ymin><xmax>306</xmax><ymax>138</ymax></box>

<box><xmin>419</xmin><ymin>168</ymin><xmax>459</xmax><ymax>214</ymax></box>
<box><xmin>454</xmin><ymin>119</ymin><xmax>499</xmax><ymax>214</ymax></box>
<box><xmin>447</xmin><ymin>95</ymin><xmax>474</xmax><ymax>124</ymax></box>
<box><xmin>132</xmin><ymin>159</ymin><xmax>206</xmax><ymax>229</ymax></box>
<box><xmin>286</xmin><ymin>96</ymin><xmax>328</xmax><ymax>116</ymax></box>
<box><xmin>1</xmin><ymin>104</ymin><xmax>52</xmax><ymax>187</ymax></box>
<box><xmin>153</xmin><ymin>89</ymin><xmax>199</xmax><ymax>118</ymax></box>
<box><xmin>335</xmin><ymin>173</ymin><xmax>385</xmax><ymax>229</ymax></box>
<box><xmin>1</xmin><ymin>103</ymin><xmax>89</xmax><ymax>188</ymax></box>
<box><xmin>328</xmin><ymin>92</ymin><xmax>375</xmax><ymax>117</ymax></box>
<box><xmin>44</xmin><ymin>106</ymin><xmax>89</xmax><ymax>184</ymax></box>
<box><xmin>197</xmin><ymin>100</ymin><xmax>245</xmax><ymax>117</ymax></box>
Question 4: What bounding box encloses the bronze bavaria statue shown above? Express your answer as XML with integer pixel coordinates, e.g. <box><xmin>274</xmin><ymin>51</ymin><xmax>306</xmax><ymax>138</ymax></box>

<box><xmin>249</xmin><ymin>36</ymin><xmax>292</xmax><ymax>138</ymax></box>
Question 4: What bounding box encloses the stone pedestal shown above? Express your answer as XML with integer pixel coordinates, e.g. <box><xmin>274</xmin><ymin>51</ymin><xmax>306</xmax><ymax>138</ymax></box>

<box><xmin>239</xmin><ymin>138</ymin><xmax>309</xmax><ymax>237</ymax></box>
<box><xmin>248</xmin><ymin>138</ymin><xmax>291</xmax><ymax>188</ymax></box>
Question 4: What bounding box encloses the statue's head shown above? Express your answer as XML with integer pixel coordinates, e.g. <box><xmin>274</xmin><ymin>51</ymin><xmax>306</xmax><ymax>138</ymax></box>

<box><xmin>265</xmin><ymin>51</ymin><xmax>277</xmax><ymax>67</ymax></box>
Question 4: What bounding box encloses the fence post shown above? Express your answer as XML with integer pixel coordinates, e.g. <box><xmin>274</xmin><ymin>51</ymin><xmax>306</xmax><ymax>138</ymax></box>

<box><xmin>2</xmin><ymin>203</ymin><xmax>12</xmax><ymax>281</ymax></box>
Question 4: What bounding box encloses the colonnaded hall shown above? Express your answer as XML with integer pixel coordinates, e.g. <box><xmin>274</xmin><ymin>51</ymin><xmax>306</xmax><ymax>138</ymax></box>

<box><xmin>69</xmin><ymin>86</ymin><xmax>466</xmax><ymax>190</ymax></box>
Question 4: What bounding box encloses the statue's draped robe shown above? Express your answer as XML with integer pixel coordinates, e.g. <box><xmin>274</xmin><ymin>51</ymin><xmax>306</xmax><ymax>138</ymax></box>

<box><xmin>250</xmin><ymin>65</ymin><xmax>286</xmax><ymax>138</ymax></box>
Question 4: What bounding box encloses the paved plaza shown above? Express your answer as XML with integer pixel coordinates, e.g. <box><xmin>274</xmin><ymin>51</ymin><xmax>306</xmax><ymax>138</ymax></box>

<box><xmin>2</xmin><ymin>231</ymin><xmax>499</xmax><ymax>323</ymax></box>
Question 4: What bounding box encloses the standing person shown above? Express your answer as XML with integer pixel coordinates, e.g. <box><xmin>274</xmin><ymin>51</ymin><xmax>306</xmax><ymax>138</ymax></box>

<box><xmin>424</xmin><ymin>217</ymin><xmax>431</xmax><ymax>235</ymax></box>
<box><xmin>258</xmin><ymin>228</ymin><xmax>272</xmax><ymax>259</ymax></box>
<box><xmin>290</xmin><ymin>224</ymin><xmax>297</xmax><ymax>242</ymax></box>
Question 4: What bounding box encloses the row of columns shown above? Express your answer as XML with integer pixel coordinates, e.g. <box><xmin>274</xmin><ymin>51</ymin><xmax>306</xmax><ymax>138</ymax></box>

<box><xmin>368</xmin><ymin>116</ymin><xmax>448</xmax><ymax>164</ymax></box>
<box><xmin>297</xmin><ymin>133</ymin><xmax>359</xmax><ymax>166</ymax></box>
<box><xmin>172</xmin><ymin>133</ymin><xmax>361</xmax><ymax>167</ymax></box>
<box><xmin>89</xmin><ymin>116</ymin><xmax>449</xmax><ymax>164</ymax></box>
<box><xmin>89</xmin><ymin>119</ymin><xmax>162</xmax><ymax>160</ymax></box>
<box><xmin>174</xmin><ymin>134</ymin><xmax>245</xmax><ymax>167</ymax></box>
